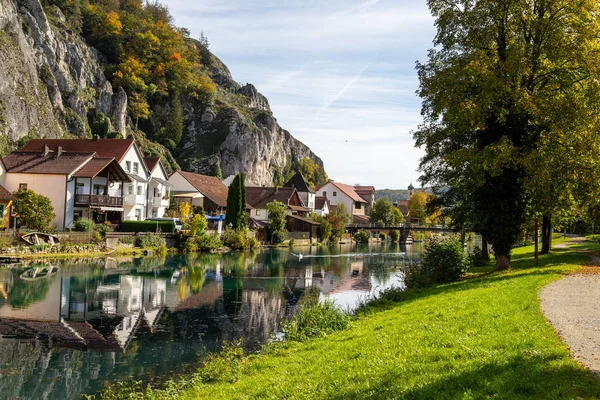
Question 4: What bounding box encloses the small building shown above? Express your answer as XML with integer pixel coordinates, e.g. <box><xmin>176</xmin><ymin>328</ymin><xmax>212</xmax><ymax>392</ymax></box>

<box><xmin>314</xmin><ymin>196</ymin><xmax>330</xmax><ymax>217</ymax></box>
<box><xmin>284</xmin><ymin>172</ymin><xmax>315</xmax><ymax>211</ymax></box>
<box><xmin>354</xmin><ymin>185</ymin><xmax>375</xmax><ymax>215</ymax></box>
<box><xmin>144</xmin><ymin>157</ymin><xmax>172</xmax><ymax>218</ymax></box>
<box><xmin>286</xmin><ymin>215</ymin><xmax>320</xmax><ymax>238</ymax></box>
<box><xmin>316</xmin><ymin>180</ymin><xmax>368</xmax><ymax>218</ymax></box>
<box><xmin>246</xmin><ymin>187</ymin><xmax>309</xmax><ymax>222</ymax></box>
<box><xmin>168</xmin><ymin>170</ymin><xmax>229</xmax><ymax>214</ymax></box>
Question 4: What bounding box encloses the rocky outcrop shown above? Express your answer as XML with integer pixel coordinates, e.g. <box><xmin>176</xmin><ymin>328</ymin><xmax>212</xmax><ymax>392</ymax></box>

<box><xmin>0</xmin><ymin>0</ymin><xmax>127</xmax><ymax>146</ymax></box>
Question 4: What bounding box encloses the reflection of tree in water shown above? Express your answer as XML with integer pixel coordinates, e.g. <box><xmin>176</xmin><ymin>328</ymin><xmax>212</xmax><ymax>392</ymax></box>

<box><xmin>8</xmin><ymin>277</ymin><xmax>52</xmax><ymax>308</ymax></box>
<box><xmin>187</xmin><ymin>267</ymin><xmax>206</xmax><ymax>294</ymax></box>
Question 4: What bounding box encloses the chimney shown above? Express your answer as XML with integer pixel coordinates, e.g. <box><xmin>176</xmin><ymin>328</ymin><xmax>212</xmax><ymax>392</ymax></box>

<box><xmin>43</xmin><ymin>144</ymin><xmax>50</xmax><ymax>156</ymax></box>
<box><xmin>56</xmin><ymin>146</ymin><xmax>63</xmax><ymax>158</ymax></box>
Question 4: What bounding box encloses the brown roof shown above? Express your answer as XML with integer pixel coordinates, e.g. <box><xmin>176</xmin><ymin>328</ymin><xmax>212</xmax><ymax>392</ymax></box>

<box><xmin>246</xmin><ymin>187</ymin><xmax>298</xmax><ymax>209</ymax></box>
<box><xmin>352</xmin><ymin>214</ymin><xmax>370</xmax><ymax>224</ymax></box>
<box><xmin>354</xmin><ymin>186</ymin><xmax>375</xmax><ymax>194</ymax></box>
<box><xmin>20</xmin><ymin>139</ymin><xmax>135</xmax><ymax>162</ymax></box>
<box><xmin>3</xmin><ymin>152</ymin><xmax>94</xmax><ymax>174</ymax></box>
<box><xmin>318</xmin><ymin>181</ymin><xmax>366</xmax><ymax>203</ymax></box>
<box><xmin>73</xmin><ymin>158</ymin><xmax>130</xmax><ymax>181</ymax></box>
<box><xmin>144</xmin><ymin>157</ymin><xmax>160</xmax><ymax>172</ymax></box>
<box><xmin>176</xmin><ymin>171</ymin><xmax>229</xmax><ymax>207</ymax></box>
<box><xmin>289</xmin><ymin>204</ymin><xmax>310</xmax><ymax>213</ymax></box>
<box><xmin>395</xmin><ymin>200</ymin><xmax>409</xmax><ymax>215</ymax></box>
<box><xmin>315</xmin><ymin>196</ymin><xmax>329</xmax><ymax>210</ymax></box>
<box><xmin>0</xmin><ymin>184</ymin><xmax>16</xmax><ymax>201</ymax></box>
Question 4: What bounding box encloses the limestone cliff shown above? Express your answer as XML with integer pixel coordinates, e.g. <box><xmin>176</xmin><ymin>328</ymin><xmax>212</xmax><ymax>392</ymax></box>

<box><xmin>0</xmin><ymin>0</ymin><xmax>324</xmax><ymax>184</ymax></box>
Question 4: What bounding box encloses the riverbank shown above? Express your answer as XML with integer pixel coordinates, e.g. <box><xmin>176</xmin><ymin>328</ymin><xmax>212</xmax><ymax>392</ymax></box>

<box><xmin>101</xmin><ymin>240</ymin><xmax>600</xmax><ymax>399</ymax></box>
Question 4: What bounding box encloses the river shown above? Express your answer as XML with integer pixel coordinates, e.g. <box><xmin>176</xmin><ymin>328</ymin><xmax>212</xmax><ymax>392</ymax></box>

<box><xmin>0</xmin><ymin>243</ymin><xmax>423</xmax><ymax>400</ymax></box>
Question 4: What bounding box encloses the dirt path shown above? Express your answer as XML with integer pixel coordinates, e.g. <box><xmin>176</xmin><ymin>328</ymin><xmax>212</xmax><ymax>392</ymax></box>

<box><xmin>539</xmin><ymin>241</ymin><xmax>600</xmax><ymax>375</ymax></box>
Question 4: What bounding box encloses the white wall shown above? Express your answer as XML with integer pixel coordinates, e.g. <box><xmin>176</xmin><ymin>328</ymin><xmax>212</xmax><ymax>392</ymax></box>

<box><xmin>318</xmin><ymin>182</ymin><xmax>354</xmax><ymax>216</ymax></box>
<box><xmin>147</xmin><ymin>162</ymin><xmax>171</xmax><ymax>218</ymax></box>
<box><xmin>120</xmin><ymin>145</ymin><xmax>149</xmax><ymax>221</ymax></box>
<box><xmin>64</xmin><ymin>179</ymin><xmax>76</xmax><ymax>229</ymax></box>
<box><xmin>3</xmin><ymin>173</ymin><xmax>67</xmax><ymax>229</ymax></box>
<box><xmin>168</xmin><ymin>171</ymin><xmax>197</xmax><ymax>193</ymax></box>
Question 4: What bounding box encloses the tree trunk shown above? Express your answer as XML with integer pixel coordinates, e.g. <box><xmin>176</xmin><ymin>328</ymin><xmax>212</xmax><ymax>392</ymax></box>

<box><xmin>495</xmin><ymin>254</ymin><xmax>511</xmax><ymax>270</ymax></box>
<box><xmin>481</xmin><ymin>235</ymin><xmax>489</xmax><ymax>261</ymax></box>
<box><xmin>541</xmin><ymin>215</ymin><xmax>551</xmax><ymax>254</ymax></box>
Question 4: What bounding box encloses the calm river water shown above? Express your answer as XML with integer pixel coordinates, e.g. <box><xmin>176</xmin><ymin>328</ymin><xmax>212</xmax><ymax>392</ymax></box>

<box><xmin>0</xmin><ymin>243</ymin><xmax>423</xmax><ymax>400</ymax></box>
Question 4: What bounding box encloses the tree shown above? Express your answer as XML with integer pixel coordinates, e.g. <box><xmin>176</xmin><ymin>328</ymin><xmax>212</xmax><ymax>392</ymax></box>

<box><xmin>178</xmin><ymin>202</ymin><xmax>191</xmax><ymax>225</ymax></box>
<box><xmin>13</xmin><ymin>189</ymin><xmax>55</xmax><ymax>232</ymax></box>
<box><xmin>327</xmin><ymin>204</ymin><xmax>351</xmax><ymax>242</ymax></box>
<box><xmin>407</xmin><ymin>191</ymin><xmax>428</xmax><ymax>222</ymax></box>
<box><xmin>414</xmin><ymin>0</ymin><xmax>600</xmax><ymax>269</ymax></box>
<box><xmin>162</xmin><ymin>94</ymin><xmax>183</xmax><ymax>149</ymax></box>
<box><xmin>266</xmin><ymin>200</ymin><xmax>287</xmax><ymax>244</ymax></box>
<box><xmin>225</xmin><ymin>173</ymin><xmax>246</xmax><ymax>230</ymax></box>
<box><xmin>370</xmin><ymin>197</ymin><xmax>404</xmax><ymax>224</ymax></box>
<box><xmin>189</xmin><ymin>213</ymin><xmax>207</xmax><ymax>237</ymax></box>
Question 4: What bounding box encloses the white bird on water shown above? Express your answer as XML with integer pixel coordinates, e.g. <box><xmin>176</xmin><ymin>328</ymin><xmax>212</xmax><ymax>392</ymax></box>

<box><xmin>291</xmin><ymin>253</ymin><xmax>303</xmax><ymax>260</ymax></box>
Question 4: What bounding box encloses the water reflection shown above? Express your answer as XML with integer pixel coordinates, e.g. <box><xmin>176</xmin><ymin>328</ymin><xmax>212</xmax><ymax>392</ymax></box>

<box><xmin>0</xmin><ymin>243</ymin><xmax>420</xmax><ymax>400</ymax></box>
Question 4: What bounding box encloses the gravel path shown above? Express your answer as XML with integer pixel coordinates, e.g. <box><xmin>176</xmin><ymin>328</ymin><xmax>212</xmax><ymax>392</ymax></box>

<box><xmin>539</xmin><ymin>245</ymin><xmax>600</xmax><ymax>375</ymax></box>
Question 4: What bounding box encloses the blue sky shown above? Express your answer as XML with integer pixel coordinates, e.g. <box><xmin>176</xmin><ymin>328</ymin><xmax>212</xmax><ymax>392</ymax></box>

<box><xmin>162</xmin><ymin>0</ymin><xmax>436</xmax><ymax>190</ymax></box>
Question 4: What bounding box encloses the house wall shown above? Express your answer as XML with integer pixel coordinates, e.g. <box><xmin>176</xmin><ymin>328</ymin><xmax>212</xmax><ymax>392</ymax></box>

<box><xmin>147</xmin><ymin>163</ymin><xmax>171</xmax><ymax>219</ymax></box>
<box><xmin>64</xmin><ymin>179</ymin><xmax>76</xmax><ymax>229</ymax></box>
<box><xmin>168</xmin><ymin>172</ymin><xmax>197</xmax><ymax>192</ymax></box>
<box><xmin>3</xmin><ymin>173</ymin><xmax>67</xmax><ymax>229</ymax></box>
<box><xmin>120</xmin><ymin>145</ymin><xmax>149</xmax><ymax>221</ymax></box>
<box><xmin>318</xmin><ymin>182</ymin><xmax>354</xmax><ymax>216</ymax></box>
<box><xmin>316</xmin><ymin>202</ymin><xmax>329</xmax><ymax>217</ymax></box>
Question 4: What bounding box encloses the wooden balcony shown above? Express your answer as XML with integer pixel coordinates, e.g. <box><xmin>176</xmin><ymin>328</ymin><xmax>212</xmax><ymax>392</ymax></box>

<box><xmin>75</xmin><ymin>194</ymin><xmax>123</xmax><ymax>208</ymax></box>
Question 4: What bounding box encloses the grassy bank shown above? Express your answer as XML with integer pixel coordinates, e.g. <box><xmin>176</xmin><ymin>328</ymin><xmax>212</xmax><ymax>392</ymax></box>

<box><xmin>103</xmin><ymin>240</ymin><xmax>600</xmax><ymax>399</ymax></box>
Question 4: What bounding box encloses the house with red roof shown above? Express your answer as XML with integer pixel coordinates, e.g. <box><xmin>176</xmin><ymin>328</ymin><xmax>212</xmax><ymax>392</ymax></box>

<box><xmin>168</xmin><ymin>170</ymin><xmax>230</xmax><ymax>214</ymax></box>
<box><xmin>0</xmin><ymin>144</ymin><xmax>130</xmax><ymax>230</ymax></box>
<box><xmin>144</xmin><ymin>157</ymin><xmax>172</xmax><ymax>218</ymax></box>
<box><xmin>316</xmin><ymin>180</ymin><xmax>368</xmax><ymax>220</ymax></box>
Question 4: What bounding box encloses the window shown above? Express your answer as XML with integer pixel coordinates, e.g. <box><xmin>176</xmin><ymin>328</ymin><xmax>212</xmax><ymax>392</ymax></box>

<box><xmin>73</xmin><ymin>210</ymin><xmax>82</xmax><ymax>221</ymax></box>
<box><xmin>128</xmin><ymin>184</ymin><xmax>133</xmax><ymax>195</ymax></box>
<box><xmin>134</xmin><ymin>209</ymin><xmax>141</xmax><ymax>220</ymax></box>
<box><xmin>19</xmin><ymin>183</ymin><xmax>27</xmax><ymax>191</ymax></box>
<box><xmin>322</xmin><ymin>191</ymin><xmax>327</xmax><ymax>196</ymax></box>
<box><xmin>133</xmin><ymin>162</ymin><xmax>139</xmax><ymax>174</ymax></box>
<box><xmin>333</xmin><ymin>191</ymin><xmax>337</xmax><ymax>197</ymax></box>
<box><xmin>136</xmin><ymin>185</ymin><xmax>142</xmax><ymax>195</ymax></box>
<box><xmin>152</xmin><ymin>210</ymin><xmax>157</xmax><ymax>218</ymax></box>
<box><xmin>76</xmin><ymin>183</ymin><xmax>85</xmax><ymax>195</ymax></box>
<box><xmin>355</xmin><ymin>202</ymin><xmax>362</xmax><ymax>209</ymax></box>
<box><xmin>255</xmin><ymin>209</ymin><xmax>261</xmax><ymax>216</ymax></box>
<box><xmin>0</xmin><ymin>204</ymin><xmax>4</xmax><ymax>217</ymax></box>
<box><xmin>126</xmin><ymin>161</ymin><xmax>131</xmax><ymax>172</ymax></box>
<box><xmin>94</xmin><ymin>185</ymin><xmax>106</xmax><ymax>195</ymax></box>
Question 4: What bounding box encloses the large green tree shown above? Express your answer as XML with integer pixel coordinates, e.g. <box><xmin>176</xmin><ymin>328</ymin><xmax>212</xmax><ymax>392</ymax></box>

<box><xmin>225</xmin><ymin>173</ymin><xmax>247</xmax><ymax>230</ymax></box>
<box><xmin>414</xmin><ymin>0</ymin><xmax>600</xmax><ymax>269</ymax></box>
<box><xmin>13</xmin><ymin>189</ymin><xmax>55</xmax><ymax>232</ymax></box>
<box><xmin>370</xmin><ymin>197</ymin><xmax>404</xmax><ymax>225</ymax></box>
<box><xmin>266</xmin><ymin>200</ymin><xmax>288</xmax><ymax>244</ymax></box>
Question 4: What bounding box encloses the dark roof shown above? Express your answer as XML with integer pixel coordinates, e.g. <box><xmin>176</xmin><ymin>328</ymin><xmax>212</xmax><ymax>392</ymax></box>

<box><xmin>246</xmin><ymin>187</ymin><xmax>298</xmax><ymax>209</ymax></box>
<box><xmin>408</xmin><ymin>182</ymin><xmax>415</xmax><ymax>190</ymax></box>
<box><xmin>144</xmin><ymin>157</ymin><xmax>160</xmax><ymax>172</ymax></box>
<box><xmin>20</xmin><ymin>139</ymin><xmax>135</xmax><ymax>162</ymax></box>
<box><xmin>284</xmin><ymin>172</ymin><xmax>313</xmax><ymax>193</ymax></box>
<box><xmin>286</xmin><ymin>214</ymin><xmax>320</xmax><ymax>226</ymax></box>
<box><xmin>317</xmin><ymin>181</ymin><xmax>366</xmax><ymax>203</ymax></box>
<box><xmin>354</xmin><ymin>186</ymin><xmax>375</xmax><ymax>201</ymax></box>
<box><xmin>0</xmin><ymin>184</ymin><xmax>16</xmax><ymax>201</ymax></box>
<box><xmin>73</xmin><ymin>158</ymin><xmax>130</xmax><ymax>181</ymax></box>
<box><xmin>353</xmin><ymin>214</ymin><xmax>370</xmax><ymax>224</ymax></box>
<box><xmin>315</xmin><ymin>196</ymin><xmax>329</xmax><ymax>210</ymax></box>
<box><xmin>177</xmin><ymin>171</ymin><xmax>229</xmax><ymax>207</ymax></box>
<box><xmin>395</xmin><ymin>200</ymin><xmax>409</xmax><ymax>215</ymax></box>
<box><xmin>3</xmin><ymin>152</ymin><xmax>94</xmax><ymax>174</ymax></box>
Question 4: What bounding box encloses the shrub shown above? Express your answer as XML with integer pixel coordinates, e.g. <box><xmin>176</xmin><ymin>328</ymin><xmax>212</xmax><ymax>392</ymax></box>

<box><xmin>282</xmin><ymin>297</ymin><xmax>350</xmax><ymax>342</ymax></box>
<box><xmin>118</xmin><ymin>235</ymin><xmax>135</xmax><ymax>244</ymax></box>
<box><xmin>288</xmin><ymin>238</ymin><xmax>295</xmax><ymax>247</ymax></box>
<box><xmin>407</xmin><ymin>238</ymin><xmax>469</xmax><ymax>287</ymax></box>
<box><xmin>120</xmin><ymin>220</ymin><xmax>176</xmax><ymax>233</ymax></box>
<box><xmin>156</xmin><ymin>244</ymin><xmax>168</xmax><ymax>256</ymax></box>
<box><xmin>353</xmin><ymin>230</ymin><xmax>370</xmax><ymax>243</ymax></box>
<box><xmin>74</xmin><ymin>218</ymin><xmax>95</xmax><ymax>232</ymax></box>
<box><xmin>222</xmin><ymin>228</ymin><xmax>246</xmax><ymax>250</ymax></box>
<box><xmin>96</xmin><ymin>221</ymin><xmax>114</xmax><ymax>236</ymax></box>
<box><xmin>136</xmin><ymin>233</ymin><xmax>166</xmax><ymax>249</ymax></box>
<box><xmin>389</xmin><ymin>230</ymin><xmax>400</xmax><ymax>242</ymax></box>
<box><xmin>271</xmin><ymin>230</ymin><xmax>284</xmax><ymax>245</ymax></box>
<box><xmin>196</xmin><ymin>232</ymin><xmax>222</xmax><ymax>252</ymax></box>
<box><xmin>379</xmin><ymin>232</ymin><xmax>387</xmax><ymax>241</ymax></box>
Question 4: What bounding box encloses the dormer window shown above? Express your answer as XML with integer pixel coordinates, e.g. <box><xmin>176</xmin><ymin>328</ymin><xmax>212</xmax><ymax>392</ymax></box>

<box><xmin>133</xmin><ymin>162</ymin><xmax>139</xmax><ymax>174</ymax></box>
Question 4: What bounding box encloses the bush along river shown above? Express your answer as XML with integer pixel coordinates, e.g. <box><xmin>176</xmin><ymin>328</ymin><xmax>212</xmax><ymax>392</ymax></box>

<box><xmin>0</xmin><ymin>243</ymin><xmax>423</xmax><ymax>400</ymax></box>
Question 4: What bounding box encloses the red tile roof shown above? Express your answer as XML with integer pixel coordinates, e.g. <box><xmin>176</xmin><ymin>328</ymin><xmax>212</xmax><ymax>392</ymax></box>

<box><xmin>315</xmin><ymin>196</ymin><xmax>329</xmax><ymax>210</ymax></box>
<box><xmin>144</xmin><ymin>157</ymin><xmax>160</xmax><ymax>172</ymax></box>
<box><xmin>20</xmin><ymin>139</ymin><xmax>135</xmax><ymax>162</ymax></box>
<box><xmin>176</xmin><ymin>171</ymin><xmax>229</xmax><ymax>207</ymax></box>
<box><xmin>246</xmin><ymin>187</ymin><xmax>298</xmax><ymax>209</ymax></box>
<box><xmin>73</xmin><ymin>158</ymin><xmax>130</xmax><ymax>181</ymax></box>
<box><xmin>352</xmin><ymin>214</ymin><xmax>370</xmax><ymax>224</ymax></box>
<box><xmin>318</xmin><ymin>181</ymin><xmax>366</xmax><ymax>203</ymax></box>
<box><xmin>3</xmin><ymin>152</ymin><xmax>94</xmax><ymax>174</ymax></box>
<box><xmin>0</xmin><ymin>184</ymin><xmax>16</xmax><ymax>201</ymax></box>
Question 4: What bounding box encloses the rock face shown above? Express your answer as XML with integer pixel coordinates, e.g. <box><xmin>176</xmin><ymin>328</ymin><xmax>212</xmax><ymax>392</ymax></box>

<box><xmin>179</xmin><ymin>53</ymin><xmax>323</xmax><ymax>186</ymax></box>
<box><xmin>0</xmin><ymin>0</ymin><xmax>325</xmax><ymax>183</ymax></box>
<box><xmin>0</xmin><ymin>0</ymin><xmax>126</xmax><ymax>146</ymax></box>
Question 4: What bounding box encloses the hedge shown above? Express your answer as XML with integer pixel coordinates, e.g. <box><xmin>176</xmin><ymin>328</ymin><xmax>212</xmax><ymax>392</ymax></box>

<box><xmin>120</xmin><ymin>220</ymin><xmax>176</xmax><ymax>233</ymax></box>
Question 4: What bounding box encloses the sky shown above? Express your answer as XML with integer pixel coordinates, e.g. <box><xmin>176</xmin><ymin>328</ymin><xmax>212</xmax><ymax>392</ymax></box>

<box><xmin>162</xmin><ymin>0</ymin><xmax>437</xmax><ymax>190</ymax></box>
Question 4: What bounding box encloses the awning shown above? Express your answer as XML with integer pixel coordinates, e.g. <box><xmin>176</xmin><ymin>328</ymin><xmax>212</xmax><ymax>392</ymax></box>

<box><xmin>127</xmin><ymin>173</ymin><xmax>147</xmax><ymax>183</ymax></box>
<box><xmin>99</xmin><ymin>207</ymin><xmax>124</xmax><ymax>212</ymax></box>
<box><xmin>173</xmin><ymin>192</ymin><xmax>204</xmax><ymax>199</ymax></box>
<box><xmin>152</xmin><ymin>177</ymin><xmax>172</xmax><ymax>187</ymax></box>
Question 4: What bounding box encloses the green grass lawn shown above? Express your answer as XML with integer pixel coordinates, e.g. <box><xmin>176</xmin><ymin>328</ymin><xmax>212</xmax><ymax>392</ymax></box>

<box><xmin>108</xmin><ymin>239</ymin><xmax>600</xmax><ymax>399</ymax></box>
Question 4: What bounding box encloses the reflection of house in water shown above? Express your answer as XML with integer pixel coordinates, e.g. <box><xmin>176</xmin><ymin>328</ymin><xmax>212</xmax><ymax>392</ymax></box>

<box><xmin>312</xmin><ymin>259</ymin><xmax>372</xmax><ymax>306</ymax></box>
<box><xmin>0</xmin><ymin>271</ymin><xmax>169</xmax><ymax>352</ymax></box>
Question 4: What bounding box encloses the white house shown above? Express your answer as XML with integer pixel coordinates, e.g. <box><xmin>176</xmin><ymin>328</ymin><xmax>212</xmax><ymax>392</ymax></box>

<box><xmin>284</xmin><ymin>172</ymin><xmax>315</xmax><ymax>211</ymax></box>
<box><xmin>20</xmin><ymin>138</ymin><xmax>166</xmax><ymax>222</ymax></box>
<box><xmin>316</xmin><ymin>180</ymin><xmax>367</xmax><ymax>217</ymax></box>
<box><xmin>144</xmin><ymin>157</ymin><xmax>172</xmax><ymax>218</ymax></box>
<box><xmin>314</xmin><ymin>196</ymin><xmax>330</xmax><ymax>217</ymax></box>
<box><xmin>0</xmin><ymin>145</ymin><xmax>130</xmax><ymax>229</ymax></box>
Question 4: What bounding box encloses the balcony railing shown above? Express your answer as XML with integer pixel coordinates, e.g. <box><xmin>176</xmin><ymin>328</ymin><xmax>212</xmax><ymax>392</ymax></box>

<box><xmin>153</xmin><ymin>197</ymin><xmax>170</xmax><ymax>208</ymax></box>
<box><xmin>75</xmin><ymin>195</ymin><xmax>123</xmax><ymax>207</ymax></box>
